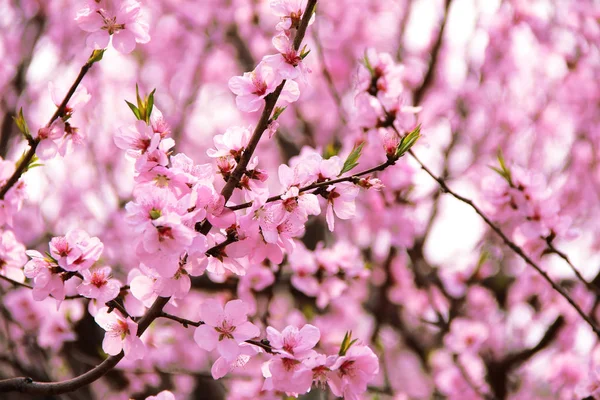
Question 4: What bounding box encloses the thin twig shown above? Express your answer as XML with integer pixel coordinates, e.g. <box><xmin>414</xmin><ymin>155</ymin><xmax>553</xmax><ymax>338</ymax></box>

<box><xmin>199</xmin><ymin>0</ymin><xmax>318</xmax><ymax>235</ymax></box>
<box><xmin>159</xmin><ymin>312</ymin><xmax>203</xmax><ymax>328</ymax></box>
<box><xmin>0</xmin><ymin>51</ymin><xmax>98</xmax><ymax>199</ymax></box>
<box><xmin>454</xmin><ymin>354</ymin><xmax>496</xmax><ymax>400</ymax></box>
<box><xmin>228</xmin><ymin>158</ymin><xmax>395</xmax><ymax>212</ymax></box>
<box><xmin>413</xmin><ymin>0</ymin><xmax>453</xmax><ymax>105</ymax></box>
<box><xmin>407</xmin><ymin>147</ymin><xmax>600</xmax><ymax>338</ymax></box>
<box><xmin>545</xmin><ymin>241</ymin><xmax>600</xmax><ymax>297</ymax></box>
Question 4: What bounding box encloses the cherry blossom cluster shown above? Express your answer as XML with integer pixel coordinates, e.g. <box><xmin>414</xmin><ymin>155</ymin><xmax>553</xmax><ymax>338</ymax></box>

<box><xmin>3</xmin><ymin>0</ymin><xmax>600</xmax><ymax>399</ymax></box>
<box><xmin>0</xmin><ymin>159</ymin><xmax>26</xmax><ymax>227</ymax></box>
<box><xmin>482</xmin><ymin>159</ymin><xmax>577</xmax><ymax>256</ymax></box>
<box><xmin>35</xmin><ymin>84</ymin><xmax>91</xmax><ymax>160</ymax></box>
<box><xmin>192</xmin><ymin>299</ymin><xmax>378</xmax><ymax>399</ymax></box>
<box><xmin>227</xmin><ymin>1</ymin><xmax>312</xmax><ymax>112</ymax></box>
<box><xmin>75</xmin><ymin>0</ymin><xmax>150</xmax><ymax>54</ymax></box>
<box><xmin>22</xmin><ymin>229</ymin><xmax>117</xmax><ymax>302</ymax></box>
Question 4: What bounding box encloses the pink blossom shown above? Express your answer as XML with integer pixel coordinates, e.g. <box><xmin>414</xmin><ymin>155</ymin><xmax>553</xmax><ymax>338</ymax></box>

<box><xmin>328</xmin><ymin>343</ymin><xmax>379</xmax><ymax>399</ymax></box>
<box><xmin>77</xmin><ymin>266</ymin><xmax>121</xmax><ymax>303</ymax></box>
<box><xmin>38</xmin><ymin>316</ymin><xmax>77</xmax><ymax>350</ymax></box>
<box><xmin>23</xmin><ymin>250</ymin><xmax>65</xmax><ymax>301</ymax></box>
<box><xmin>35</xmin><ymin>120</ymin><xmax>65</xmax><ymax>160</ymax></box>
<box><xmin>207</xmin><ymin>125</ymin><xmax>251</xmax><ymax>160</ymax></box>
<box><xmin>145</xmin><ymin>391</ymin><xmax>175</xmax><ymax>400</ymax></box>
<box><xmin>264</xmin><ymin>355</ymin><xmax>314</xmax><ymax>395</ymax></box>
<box><xmin>49</xmin><ymin>229</ymin><xmax>103</xmax><ymax>272</ymax></box>
<box><xmin>229</xmin><ymin>62</ymin><xmax>300</xmax><ymax>112</ymax></box>
<box><xmin>193</xmin><ymin>299</ymin><xmax>260</xmax><ymax>361</ymax></box>
<box><xmin>263</xmin><ymin>33</ymin><xmax>308</xmax><ymax>80</ymax></box>
<box><xmin>94</xmin><ymin>306</ymin><xmax>145</xmax><ymax>360</ymax></box>
<box><xmin>266</xmin><ymin>324</ymin><xmax>320</xmax><ymax>359</ymax></box>
<box><xmin>211</xmin><ymin>343</ymin><xmax>260</xmax><ymax>380</ymax></box>
<box><xmin>325</xmin><ymin>182</ymin><xmax>360</xmax><ymax>231</ymax></box>
<box><xmin>0</xmin><ymin>229</ymin><xmax>27</xmax><ymax>282</ymax></box>
<box><xmin>115</xmin><ymin>120</ymin><xmax>161</xmax><ymax>156</ymax></box>
<box><xmin>270</xmin><ymin>0</ymin><xmax>314</xmax><ymax>32</ymax></box>
<box><xmin>75</xmin><ymin>0</ymin><xmax>150</xmax><ymax>54</ymax></box>
<box><xmin>444</xmin><ymin>318</ymin><xmax>489</xmax><ymax>354</ymax></box>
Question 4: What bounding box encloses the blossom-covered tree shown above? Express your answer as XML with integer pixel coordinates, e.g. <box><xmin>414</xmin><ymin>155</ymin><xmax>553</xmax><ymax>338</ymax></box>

<box><xmin>1</xmin><ymin>0</ymin><xmax>600</xmax><ymax>399</ymax></box>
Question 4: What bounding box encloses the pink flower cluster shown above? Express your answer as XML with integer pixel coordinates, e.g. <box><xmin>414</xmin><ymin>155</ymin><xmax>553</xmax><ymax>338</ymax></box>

<box><xmin>482</xmin><ymin>164</ymin><xmax>577</xmax><ymax>255</ymax></box>
<box><xmin>23</xmin><ymin>229</ymin><xmax>118</xmax><ymax>302</ymax></box>
<box><xmin>288</xmin><ymin>241</ymin><xmax>368</xmax><ymax>308</ymax></box>
<box><xmin>75</xmin><ymin>0</ymin><xmax>150</xmax><ymax>54</ymax></box>
<box><xmin>192</xmin><ymin>299</ymin><xmax>379</xmax><ymax>399</ymax></box>
<box><xmin>227</xmin><ymin>0</ymin><xmax>313</xmax><ymax>112</ymax></box>
<box><xmin>35</xmin><ymin>84</ymin><xmax>91</xmax><ymax>161</ymax></box>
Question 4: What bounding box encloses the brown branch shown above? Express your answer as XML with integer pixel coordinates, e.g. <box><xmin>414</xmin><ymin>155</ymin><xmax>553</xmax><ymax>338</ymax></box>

<box><xmin>198</xmin><ymin>0</ymin><xmax>318</xmax><ymax>235</ymax></box>
<box><xmin>412</xmin><ymin>0</ymin><xmax>453</xmax><ymax>105</ymax></box>
<box><xmin>0</xmin><ymin>51</ymin><xmax>98</xmax><ymax>200</ymax></box>
<box><xmin>454</xmin><ymin>354</ymin><xmax>496</xmax><ymax>400</ymax></box>
<box><xmin>486</xmin><ymin>316</ymin><xmax>564</xmax><ymax>399</ymax></box>
<box><xmin>312</xmin><ymin>28</ymin><xmax>347</xmax><ymax>125</ymax></box>
<box><xmin>0</xmin><ymin>13</ymin><xmax>46</xmax><ymax>158</ymax></box>
<box><xmin>228</xmin><ymin>158</ymin><xmax>396</xmax><ymax>212</ymax></box>
<box><xmin>0</xmin><ymin>274</ymin><xmax>32</xmax><ymax>289</ymax></box>
<box><xmin>545</xmin><ymin>240</ymin><xmax>600</xmax><ymax>297</ymax></box>
<box><xmin>408</xmin><ymin>146</ymin><xmax>600</xmax><ymax>337</ymax></box>
<box><xmin>158</xmin><ymin>313</ymin><xmax>274</xmax><ymax>353</ymax></box>
<box><xmin>159</xmin><ymin>312</ymin><xmax>203</xmax><ymax>328</ymax></box>
<box><xmin>0</xmin><ymin>294</ymin><xmax>171</xmax><ymax>395</ymax></box>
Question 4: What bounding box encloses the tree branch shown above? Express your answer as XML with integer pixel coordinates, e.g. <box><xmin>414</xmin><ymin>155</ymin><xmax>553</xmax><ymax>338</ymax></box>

<box><xmin>198</xmin><ymin>0</ymin><xmax>318</xmax><ymax>234</ymax></box>
<box><xmin>0</xmin><ymin>51</ymin><xmax>98</xmax><ymax>200</ymax></box>
<box><xmin>228</xmin><ymin>158</ymin><xmax>395</xmax><ymax>212</ymax></box>
<box><xmin>412</xmin><ymin>0</ymin><xmax>453</xmax><ymax>105</ymax></box>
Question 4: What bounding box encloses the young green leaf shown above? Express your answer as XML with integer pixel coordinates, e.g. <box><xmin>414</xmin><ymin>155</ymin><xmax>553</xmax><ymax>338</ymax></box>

<box><xmin>13</xmin><ymin>108</ymin><xmax>32</xmax><ymax>142</ymax></box>
<box><xmin>340</xmin><ymin>142</ymin><xmax>365</xmax><ymax>175</ymax></box>
<box><xmin>87</xmin><ymin>49</ymin><xmax>106</xmax><ymax>65</ymax></box>
<box><xmin>125</xmin><ymin>100</ymin><xmax>142</xmax><ymax>121</ymax></box>
<box><xmin>145</xmin><ymin>88</ymin><xmax>156</xmax><ymax>123</ymax></box>
<box><xmin>272</xmin><ymin>106</ymin><xmax>287</xmax><ymax>121</ymax></box>
<box><xmin>395</xmin><ymin>125</ymin><xmax>421</xmax><ymax>158</ymax></box>
<box><xmin>490</xmin><ymin>150</ymin><xmax>513</xmax><ymax>185</ymax></box>
<box><xmin>362</xmin><ymin>51</ymin><xmax>374</xmax><ymax>75</ymax></box>
<box><xmin>338</xmin><ymin>330</ymin><xmax>357</xmax><ymax>356</ymax></box>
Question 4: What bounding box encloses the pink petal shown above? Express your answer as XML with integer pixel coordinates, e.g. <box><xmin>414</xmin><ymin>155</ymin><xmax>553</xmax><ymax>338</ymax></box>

<box><xmin>112</xmin><ymin>30</ymin><xmax>137</xmax><ymax>54</ymax></box>
<box><xmin>86</xmin><ymin>31</ymin><xmax>110</xmax><ymax>50</ymax></box>
<box><xmin>232</xmin><ymin>321</ymin><xmax>260</xmax><ymax>342</ymax></box>
<box><xmin>123</xmin><ymin>336</ymin><xmax>145</xmax><ymax>360</ymax></box>
<box><xmin>223</xmin><ymin>299</ymin><xmax>249</xmax><ymax>325</ymax></box>
<box><xmin>200</xmin><ymin>299</ymin><xmax>225</xmax><ymax>326</ymax></box>
<box><xmin>194</xmin><ymin>324</ymin><xmax>218</xmax><ymax>351</ymax></box>
<box><xmin>217</xmin><ymin>338</ymin><xmax>241</xmax><ymax>361</ymax></box>
<box><xmin>102</xmin><ymin>334</ymin><xmax>123</xmax><ymax>356</ymax></box>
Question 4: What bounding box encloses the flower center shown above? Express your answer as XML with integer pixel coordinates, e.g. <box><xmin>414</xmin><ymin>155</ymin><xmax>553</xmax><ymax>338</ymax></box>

<box><xmin>98</xmin><ymin>11</ymin><xmax>125</xmax><ymax>35</ymax></box>
<box><xmin>215</xmin><ymin>321</ymin><xmax>236</xmax><ymax>340</ymax></box>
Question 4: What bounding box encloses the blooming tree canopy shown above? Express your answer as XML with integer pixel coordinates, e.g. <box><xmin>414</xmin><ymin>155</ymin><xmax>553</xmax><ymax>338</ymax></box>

<box><xmin>1</xmin><ymin>0</ymin><xmax>600</xmax><ymax>399</ymax></box>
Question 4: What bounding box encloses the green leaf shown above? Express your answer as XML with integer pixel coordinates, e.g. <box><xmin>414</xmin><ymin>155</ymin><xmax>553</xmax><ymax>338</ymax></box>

<box><xmin>340</xmin><ymin>142</ymin><xmax>365</xmax><ymax>175</ymax></box>
<box><xmin>125</xmin><ymin>100</ymin><xmax>142</xmax><ymax>120</ymax></box>
<box><xmin>300</xmin><ymin>46</ymin><xmax>311</xmax><ymax>60</ymax></box>
<box><xmin>362</xmin><ymin>51</ymin><xmax>374</xmax><ymax>75</ymax></box>
<box><xmin>135</xmin><ymin>83</ymin><xmax>143</xmax><ymax>112</ymax></box>
<box><xmin>13</xmin><ymin>108</ymin><xmax>32</xmax><ymax>142</ymax></box>
<box><xmin>395</xmin><ymin>125</ymin><xmax>421</xmax><ymax>158</ymax></box>
<box><xmin>339</xmin><ymin>330</ymin><xmax>357</xmax><ymax>356</ymax></box>
<box><xmin>323</xmin><ymin>142</ymin><xmax>340</xmax><ymax>159</ymax></box>
<box><xmin>145</xmin><ymin>88</ymin><xmax>156</xmax><ymax>124</ymax></box>
<box><xmin>87</xmin><ymin>49</ymin><xmax>105</xmax><ymax>65</ymax></box>
<box><xmin>491</xmin><ymin>149</ymin><xmax>513</xmax><ymax>184</ymax></box>
<box><xmin>272</xmin><ymin>106</ymin><xmax>287</xmax><ymax>121</ymax></box>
